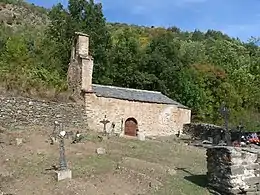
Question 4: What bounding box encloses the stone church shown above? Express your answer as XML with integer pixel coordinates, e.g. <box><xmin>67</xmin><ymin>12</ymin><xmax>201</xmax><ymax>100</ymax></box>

<box><xmin>67</xmin><ymin>32</ymin><xmax>191</xmax><ymax>137</ymax></box>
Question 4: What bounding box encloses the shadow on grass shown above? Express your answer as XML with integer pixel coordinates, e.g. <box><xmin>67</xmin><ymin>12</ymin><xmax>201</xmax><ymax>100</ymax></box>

<box><xmin>175</xmin><ymin>168</ymin><xmax>208</xmax><ymax>188</ymax></box>
<box><xmin>184</xmin><ymin>174</ymin><xmax>208</xmax><ymax>188</ymax></box>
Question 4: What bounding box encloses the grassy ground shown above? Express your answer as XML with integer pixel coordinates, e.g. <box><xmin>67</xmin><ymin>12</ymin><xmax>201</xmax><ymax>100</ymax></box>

<box><xmin>0</xmin><ymin>126</ymin><xmax>210</xmax><ymax>195</ymax></box>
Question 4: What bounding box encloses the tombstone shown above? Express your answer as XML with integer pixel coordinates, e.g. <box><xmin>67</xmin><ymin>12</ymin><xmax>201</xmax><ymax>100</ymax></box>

<box><xmin>96</xmin><ymin>147</ymin><xmax>106</xmax><ymax>155</ymax></box>
<box><xmin>15</xmin><ymin>138</ymin><xmax>23</xmax><ymax>146</ymax></box>
<box><xmin>110</xmin><ymin>122</ymin><xmax>115</xmax><ymax>135</ymax></box>
<box><xmin>137</xmin><ymin>132</ymin><xmax>146</xmax><ymax>141</ymax></box>
<box><xmin>55</xmin><ymin>130</ymin><xmax>72</xmax><ymax>181</ymax></box>
<box><xmin>100</xmin><ymin>115</ymin><xmax>110</xmax><ymax>135</ymax></box>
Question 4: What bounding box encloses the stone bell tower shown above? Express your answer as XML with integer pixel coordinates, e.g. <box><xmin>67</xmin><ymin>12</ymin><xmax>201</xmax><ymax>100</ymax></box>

<box><xmin>67</xmin><ymin>32</ymin><xmax>94</xmax><ymax>102</ymax></box>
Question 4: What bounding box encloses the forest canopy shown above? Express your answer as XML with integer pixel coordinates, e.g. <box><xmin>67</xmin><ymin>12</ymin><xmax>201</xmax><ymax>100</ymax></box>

<box><xmin>0</xmin><ymin>0</ymin><xmax>259</xmax><ymax>129</ymax></box>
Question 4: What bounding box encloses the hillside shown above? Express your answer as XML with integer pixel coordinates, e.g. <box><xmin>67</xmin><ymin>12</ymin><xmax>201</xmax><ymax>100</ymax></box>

<box><xmin>0</xmin><ymin>0</ymin><xmax>48</xmax><ymax>27</ymax></box>
<box><xmin>0</xmin><ymin>0</ymin><xmax>259</xmax><ymax>128</ymax></box>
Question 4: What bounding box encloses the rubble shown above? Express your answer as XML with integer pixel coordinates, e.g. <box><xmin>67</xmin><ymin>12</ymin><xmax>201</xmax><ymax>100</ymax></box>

<box><xmin>96</xmin><ymin>147</ymin><xmax>106</xmax><ymax>155</ymax></box>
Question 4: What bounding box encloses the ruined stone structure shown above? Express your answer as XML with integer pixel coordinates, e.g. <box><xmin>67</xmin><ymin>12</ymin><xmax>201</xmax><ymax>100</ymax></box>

<box><xmin>67</xmin><ymin>32</ymin><xmax>191</xmax><ymax>137</ymax></box>
<box><xmin>207</xmin><ymin>146</ymin><xmax>260</xmax><ymax>194</ymax></box>
<box><xmin>67</xmin><ymin>32</ymin><xmax>93</xmax><ymax>103</ymax></box>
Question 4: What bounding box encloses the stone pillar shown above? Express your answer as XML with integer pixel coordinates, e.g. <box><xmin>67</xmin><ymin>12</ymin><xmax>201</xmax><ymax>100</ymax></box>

<box><xmin>67</xmin><ymin>32</ymin><xmax>94</xmax><ymax>100</ymax></box>
<box><xmin>81</xmin><ymin>56</ymin><xmax>93</xmax><ymax>92</ymax></box>
<box><xmin>75</xmin><ymin>32</ymin><xmax>93</xmax><ymax>93</ymax></box>
<box><xmin>207</xmin><ymin>146</ymin><xmax>260</xmax><ymax>194</ymax></box>
<box><xmin>77</xmin><ymin>32</ymin><xmax>89</xmax><ymax>57</ymax></box>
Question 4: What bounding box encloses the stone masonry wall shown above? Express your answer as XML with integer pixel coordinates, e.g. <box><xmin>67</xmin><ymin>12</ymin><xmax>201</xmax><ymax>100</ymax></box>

<box><xmin>85</xmin><ymin>93</ymin><xmax>191</xmax><ymax>137</ymax></box>
<box><xmin>183</xmin><ymin>123</ymin><xmax>224</xmax><ymax>142</ymax></box>
<box><xmin>0</xmin><ymin>94</ymin><xmax>87</xmax><ymax>129</ymax></box>
<box><xmin>207</xmin><ymin>146</ymin><xmax>260</xmax><ymax>195</ymax></box>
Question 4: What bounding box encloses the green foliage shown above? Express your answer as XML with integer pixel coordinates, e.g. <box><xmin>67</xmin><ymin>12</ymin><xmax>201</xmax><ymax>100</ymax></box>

<box><xmin>0</xmin><ymin>0</ymin><xmax>259</xmax><ymax>129</ymax></box>
<box><xmin>46</xmin><ymin>0</ymin><xmax>111</xmax><ymax>78</ymax></box>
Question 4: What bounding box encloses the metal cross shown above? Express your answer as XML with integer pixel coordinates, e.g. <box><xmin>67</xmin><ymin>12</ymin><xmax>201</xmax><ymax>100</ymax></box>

<box><xmin>58</xmin><ymin>131</ymin><xmax>67</xmax><ymax>171</ymax></box>
<box><xmin>100</xmin><ymin>115</ymin><xmax>110</xmax><ymax>134</ymax></box>
<box><xmin>220</xmin><ymin>102</ymin><xmax>231</xmax><ymax>146</ymax></box>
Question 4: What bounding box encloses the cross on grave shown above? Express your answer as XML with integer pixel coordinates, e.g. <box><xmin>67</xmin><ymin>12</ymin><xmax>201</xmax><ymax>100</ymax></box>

<box><xmin>55</xmin><ymin>129</ymin><xmax>72</xmax><ymax>181</ymax></box>
<box><xmin>100</xmin><ymin>115</ymin><xmax>110</xmax><ymax>135</ymax></box>
<box><xmin>219</xmin><ymin>102</ymin><xmax>232</xmax><ymax>146</ymax></box>
<box><xmin>58</xmin><ymin>130</ymin><xmax>67</xmax><ymax>171</ymax></box>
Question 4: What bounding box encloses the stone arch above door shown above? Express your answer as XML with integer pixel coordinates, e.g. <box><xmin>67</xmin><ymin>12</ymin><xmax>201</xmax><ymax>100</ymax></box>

<box><xmin>124</xmin><ymin>117</ymin><xmax>138</xmax><ymax>137</ymax></box>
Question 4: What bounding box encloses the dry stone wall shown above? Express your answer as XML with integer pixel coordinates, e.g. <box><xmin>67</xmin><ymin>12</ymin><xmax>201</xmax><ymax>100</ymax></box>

<box><xmin>0</xmin><ymin>94</ymin><xmax>87</xmax><ymax>128</ymax></box>
<box><xmin>183</xmin><ymin>123</ymin><xmax>224</xmax><ymax>141</ymax></box>
<box><xmin>207</xmin><ymin>146</ymin><xmax>260</xmax><ymax>195</ymax></box>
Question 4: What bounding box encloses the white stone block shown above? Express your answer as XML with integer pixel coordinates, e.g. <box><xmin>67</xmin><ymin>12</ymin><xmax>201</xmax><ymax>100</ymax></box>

<box><xmin>56</xmin><ymin>169</ymin><xmax>72</xmax><ymax>181</ymax></box>
<box><xmin>78</xmin><ymin>35</ymin><xmax>89</xmax><ymax>56</ymax></box>
<box><xmin>137</xmin><ymin>132</ymin><xmax>146</xmax><ymax>141</ymax></box>
<box><xmin>96</xmin><ymin>147</ymin><xmax>106</xmax><ymax>155</ymax></box>
<box><xmin>81</xmin><ymin>58</ymin><xmax>93</xmax><ymax>92</ymax></box>
<box><xmin>16</xmin><ymin>138</ymin><xmax>23</xmax><ymax>146</ymax></box>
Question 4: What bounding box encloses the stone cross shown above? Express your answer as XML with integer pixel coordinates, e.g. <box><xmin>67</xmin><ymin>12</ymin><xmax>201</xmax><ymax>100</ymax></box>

<box><xmin>220</xmin><ymin>102</ymin><xmax>231</xmax><ymax>146</ymax></box>
<box><xmin>100</xmin><ymin>115</ymin><xmax>110</xmax><ymax>135</ymax></box>
<box><xmin>58</xmin><ymin>130</ymin><xmax>67</xmax><ymax>171</ymax></box>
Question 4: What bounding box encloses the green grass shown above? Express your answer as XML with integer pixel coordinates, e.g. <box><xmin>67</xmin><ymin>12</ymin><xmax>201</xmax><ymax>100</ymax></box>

<box><xmin>73</xmin><ymin>155</ymin><xmax>117</xmax><ymax>177</ymax></box>
<box><xmin>1</xmin><ymin>127</ymin><xmax>210</xmax><ymax>195</ymax></box>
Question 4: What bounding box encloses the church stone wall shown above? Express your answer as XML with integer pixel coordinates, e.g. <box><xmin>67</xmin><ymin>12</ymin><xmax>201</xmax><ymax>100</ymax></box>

<box><xmin>85</xmin><ymin>93</ymin><xmax>191</xmax><ymax>137</ymax></box>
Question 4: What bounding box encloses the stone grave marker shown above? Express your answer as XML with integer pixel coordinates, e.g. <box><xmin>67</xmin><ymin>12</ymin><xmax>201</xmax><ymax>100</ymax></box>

<box><xmin>100</xmin><ymin>115</ymin><xmax>110</xmax><ymax>135</ymax></box>
<box><xmin>55</xmin><ymin>128</ymin><xmax>72</xmax><ymax>181</ymax></box>
<box><xmin>15</xmin><ymin>138</ymin><xmax>23</xmax><ymax>146</ymax></box>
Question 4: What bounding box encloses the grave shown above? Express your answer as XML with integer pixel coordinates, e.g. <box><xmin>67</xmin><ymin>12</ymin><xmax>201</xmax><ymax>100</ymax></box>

<box><xmin>53</xmin><ymin>125</ymin><xmax>72</xmax><ymax>181</ymax></box>
<box><xmin>137</xmin><ymin>132</ymin><xmax>146</xmax><ymax>141</ymax></box>
<box><xmin>206</xmin><ymin>103</ymin><xmax>260</xmax><ymax>194</ymax></box>
<box><xmin>99</xmin><ymin>115</ymin><xmax>110</xmax><ymax>135</ymax></box>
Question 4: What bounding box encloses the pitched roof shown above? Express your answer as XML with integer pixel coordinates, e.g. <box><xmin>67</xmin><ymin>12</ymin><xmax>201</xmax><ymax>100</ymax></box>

<box><xmin>92</xmin><ymin>84</ymin><xmax>189</xmax><ymax>109</ymax></box>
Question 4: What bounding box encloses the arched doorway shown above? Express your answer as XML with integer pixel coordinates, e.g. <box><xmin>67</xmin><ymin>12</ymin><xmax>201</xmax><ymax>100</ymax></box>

<box><xmin>124</xmin><ymin>118</ymin><xmax>138</xmax><ymax>137</ymax></box>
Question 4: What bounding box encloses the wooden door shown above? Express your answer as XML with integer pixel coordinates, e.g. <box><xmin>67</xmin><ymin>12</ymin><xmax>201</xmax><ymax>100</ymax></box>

<box><xmin>125</xmin><ymin>119</ymin><xmax>137</xmax><ymax>136</ymax></box>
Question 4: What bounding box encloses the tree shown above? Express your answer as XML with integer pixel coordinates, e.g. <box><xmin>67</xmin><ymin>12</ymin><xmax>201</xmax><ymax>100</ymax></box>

<box><xmin>47</xmin><ymin>3</ymin><xmax>72</xmax><ymax>73</ymax></box>
<box><xmin>1</xmin><ymin>0</ymin><xmax>259</xmax><ymax>129</ymax></box>
<box><xmin>46</xmin><ymin>0</ymin><xmax>111</xmax><ymax>82</ymax></box>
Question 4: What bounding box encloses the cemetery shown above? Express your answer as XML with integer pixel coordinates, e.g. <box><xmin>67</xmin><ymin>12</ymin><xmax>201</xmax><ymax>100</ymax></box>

<box><xmin>1</xmin><ymin>109</ymin><xmax>260</xmax><ymax>195</ymax></box>
<box><xmin>0</xmin><ymin>33</ymin><xmax>259</xmax><ymax>195</ymax></box>
<box><xmin>0</xmin><ymin>123</ymin><xmax>208</xmax><ymax>195</ymax></box>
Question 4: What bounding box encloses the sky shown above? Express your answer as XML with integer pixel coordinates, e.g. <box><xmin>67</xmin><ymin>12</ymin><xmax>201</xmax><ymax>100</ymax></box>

<box><xmin>26</xmin><ymin>0</ymin><xmax>260</xmax><ymax>42</ymax></box>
